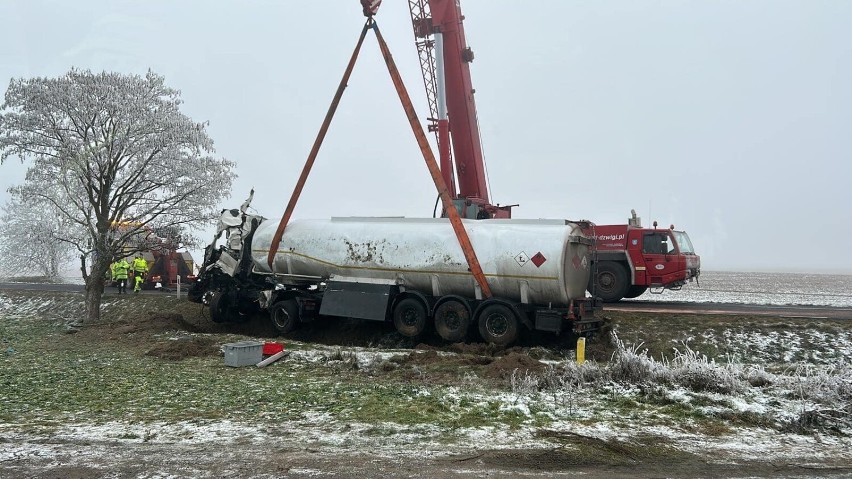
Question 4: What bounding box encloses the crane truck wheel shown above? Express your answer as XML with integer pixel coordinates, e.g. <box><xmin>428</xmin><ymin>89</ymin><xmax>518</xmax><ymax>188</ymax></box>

<box><xmin>434</xmin><ymin>299</ymin><xmax>471</xmax><ymax>342</ymax></box>
<box><xmin>270</xmin><ymin>299</ymin><xmax>299</xmax><ymax>334</ymax></box>
<box><xmin>623</xmin><ymin>285</ymin><xmax>648</xmax><ymax>299</ymax></box>
<box><xmin>591</xmin><ymin>262</ymin><xmax>629</xmax><ymax>302</ymax></box>
<box><xmin>393</xmin><ymin>297</ymin><xmax>428</xmax><ymax>337</ymax></box>
<box><xmin>477</xmin><ymin>303</ymin><xmax>519</xmax><ymax>347</ymax></box>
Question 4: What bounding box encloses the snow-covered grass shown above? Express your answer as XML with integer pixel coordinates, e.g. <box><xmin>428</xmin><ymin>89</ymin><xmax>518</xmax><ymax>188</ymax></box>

<box><xmin>2</xmin><ymin>289</ymin><xmax>852</xmax><ymax>472</ymax></box>
<box><xmin>516</xmin><ymin>333</ymin><xmax>852</xmax><ymax>435</ymax></box>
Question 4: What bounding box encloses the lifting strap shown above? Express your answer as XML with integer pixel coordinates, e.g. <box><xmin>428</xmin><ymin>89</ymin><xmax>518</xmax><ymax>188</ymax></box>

<box><xmin>267</xmin><ymin>17</ymin><xmax>492</xmax><ymax>299</ymax></box>
<box><xmin>266</xmin><ymin>19</ymin><xmax>372</xmax><ymax>269</ymax></box>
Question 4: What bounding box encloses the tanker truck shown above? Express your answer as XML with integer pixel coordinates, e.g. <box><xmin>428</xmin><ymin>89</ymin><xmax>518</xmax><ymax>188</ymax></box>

<box><xmin>189</xmin><ymin>205</ymin><xmax>602</xmax><ymax>347</ymax></box>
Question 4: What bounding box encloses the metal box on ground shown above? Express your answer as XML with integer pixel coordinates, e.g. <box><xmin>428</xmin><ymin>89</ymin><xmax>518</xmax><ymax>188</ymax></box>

<box><xmin>223</xmin><ymin>341</ymin><xmax>263</xmax><ymax>367</ymax></box>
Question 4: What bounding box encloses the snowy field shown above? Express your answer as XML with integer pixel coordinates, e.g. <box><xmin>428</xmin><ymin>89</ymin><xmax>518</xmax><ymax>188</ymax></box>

<box><xmin>633</xmin><ymin>270</ymin><xmax>852</xmax><ymax>307</ymax></box>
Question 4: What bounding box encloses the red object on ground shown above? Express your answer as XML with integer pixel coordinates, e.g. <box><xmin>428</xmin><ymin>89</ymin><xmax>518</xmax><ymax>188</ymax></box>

<box><xmin>263</xmin><ymin>342</ymin><xmax>284</xmax><ymax>355</ymax></box>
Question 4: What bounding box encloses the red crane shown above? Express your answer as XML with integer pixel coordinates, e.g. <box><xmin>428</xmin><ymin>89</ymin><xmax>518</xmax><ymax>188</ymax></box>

<box><xmin>408</xmin><ymin>0</ymin><xmax>513</xmax><ymax>219</ymax></box>
<box><xmin>406</xmin><ymin>2</ymin><xmax>700</xmax><ymax>301</ymax></box>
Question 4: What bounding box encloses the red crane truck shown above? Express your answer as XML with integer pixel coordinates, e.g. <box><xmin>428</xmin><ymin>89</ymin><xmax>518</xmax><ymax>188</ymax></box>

<box><xmin>583</xmin><ymin>210</ymin><xmax>700</xmax><ymax>302</ymax></box>
<box><xmin>405</xmin><ymin>1</ymin><xmax>700</xmax><ymax>301</ymax></box>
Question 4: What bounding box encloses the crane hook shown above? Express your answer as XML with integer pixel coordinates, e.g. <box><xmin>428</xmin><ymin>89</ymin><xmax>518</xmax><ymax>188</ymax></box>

<box><xmin>361</xmin><ymin>0</ymin><xmax>382</xmax><ymax>17</ymax></box>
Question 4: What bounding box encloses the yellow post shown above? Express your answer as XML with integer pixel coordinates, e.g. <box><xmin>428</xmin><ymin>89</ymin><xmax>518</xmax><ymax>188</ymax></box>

<box><xmin>576</xmin><ymin>337</ymin><xmax>586</xmax><ymax>365</ymax></box>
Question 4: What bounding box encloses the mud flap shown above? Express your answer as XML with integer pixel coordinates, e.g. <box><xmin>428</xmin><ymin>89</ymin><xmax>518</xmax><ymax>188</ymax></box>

<box><xmin>534</xmin><ymin>310</ymin><xmax>563</xmax><ymax>334</ymax></box>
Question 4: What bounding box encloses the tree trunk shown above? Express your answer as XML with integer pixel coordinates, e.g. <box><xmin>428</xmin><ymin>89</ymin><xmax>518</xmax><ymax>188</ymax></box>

<box><xmin>83</xmin><ymin>257</ymin><xmax>109</xmax><ymax>323</ymax></box>
<box><xmin>84</xmin><ymin>281</ymin><xmax>104</xmax><ymax>323</ymax></box>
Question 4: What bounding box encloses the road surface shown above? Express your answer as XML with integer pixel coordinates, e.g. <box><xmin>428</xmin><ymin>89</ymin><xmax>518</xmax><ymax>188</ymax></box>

<box><xmin>607</xmin><ymin>300</ymin><xmax>852</xmax><ymax>320</ymax></box>
<box><xmin>0</xmin><ymin>282</ymin><xmax>186</xmax><ymax>296</ymax></box>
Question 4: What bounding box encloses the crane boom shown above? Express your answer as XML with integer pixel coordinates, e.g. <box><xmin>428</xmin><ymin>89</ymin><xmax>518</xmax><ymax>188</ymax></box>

<box><xmin>408</xmin><ymin>0</ymin><xmax>513</xmax><ymax>218</ymax></box>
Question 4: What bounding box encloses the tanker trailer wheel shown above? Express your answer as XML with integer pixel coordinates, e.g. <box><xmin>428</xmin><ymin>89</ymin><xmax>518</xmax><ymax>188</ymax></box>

<box><xmin>393</xmin><ymin>297</ymin><xmax>428</xmax><ymax>337</ymax></box>
<box><xmin>434</xmin><ymin>299</ymin><xmax>471</xmax><ymax>342</ymax></box>
<box><xmin>623</xmin><ymin>285</ymin><xmax>648</xmax><ymax>299</ymax></box>
<box><xmin>477</xmin><ymin>303</ymin><xmax>519</xmax><ymax>347</ymax></box>
<box><xmin>591</xmin><ymin>262</ymin><xmax>629</xmax><ymax>302</ymax></box>
<box><xmin>270</xmin><ymin>299</ymin><xmax>299</xmax><ymax>334</ymax></box>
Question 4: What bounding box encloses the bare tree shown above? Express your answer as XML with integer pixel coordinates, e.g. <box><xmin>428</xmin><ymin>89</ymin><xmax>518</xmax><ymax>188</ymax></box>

<box><xmin>0</xmin><ymin>190</ymin><xmax>78</xmax><ymax>279</ymax></box>
<box><xmin>0</xmin><ymin>69</ymin><xmax>235</xmax><ymax>323</ymax></box>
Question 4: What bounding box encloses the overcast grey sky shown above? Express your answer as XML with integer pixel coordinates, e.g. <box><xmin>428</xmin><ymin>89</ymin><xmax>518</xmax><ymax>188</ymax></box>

<box><xmin>1</xmin><ymin>1</ymin><xmax>850</xmax><ymax>274</ymax></box>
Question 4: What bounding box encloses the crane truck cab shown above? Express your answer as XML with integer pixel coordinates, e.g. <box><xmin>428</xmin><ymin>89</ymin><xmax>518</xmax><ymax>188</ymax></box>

<box><xmin>583</xmin><ymin>211</ymin><xmax>700</xmax><ymax>302</ymax></box>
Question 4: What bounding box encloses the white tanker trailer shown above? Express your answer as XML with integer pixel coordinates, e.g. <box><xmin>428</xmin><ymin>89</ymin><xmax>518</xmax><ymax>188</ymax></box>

<box><xmin>189</xmin><ymin>206</ymin><xmax>602</xmax><ymax>346</ymax></box>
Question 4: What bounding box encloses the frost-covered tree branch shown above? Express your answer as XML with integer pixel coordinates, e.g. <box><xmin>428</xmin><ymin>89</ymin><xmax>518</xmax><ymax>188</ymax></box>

<box><xmin>0</xmin><ymin>191</ymin><xmax>79</xmax><ymax>279</ymax></box>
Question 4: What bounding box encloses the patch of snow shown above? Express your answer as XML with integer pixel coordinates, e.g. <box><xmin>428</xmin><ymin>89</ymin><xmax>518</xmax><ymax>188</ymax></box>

<box><xmin>635</xmin><ymin>271</ymin><xmax>852</xmax><ymax>307</ymax></box>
